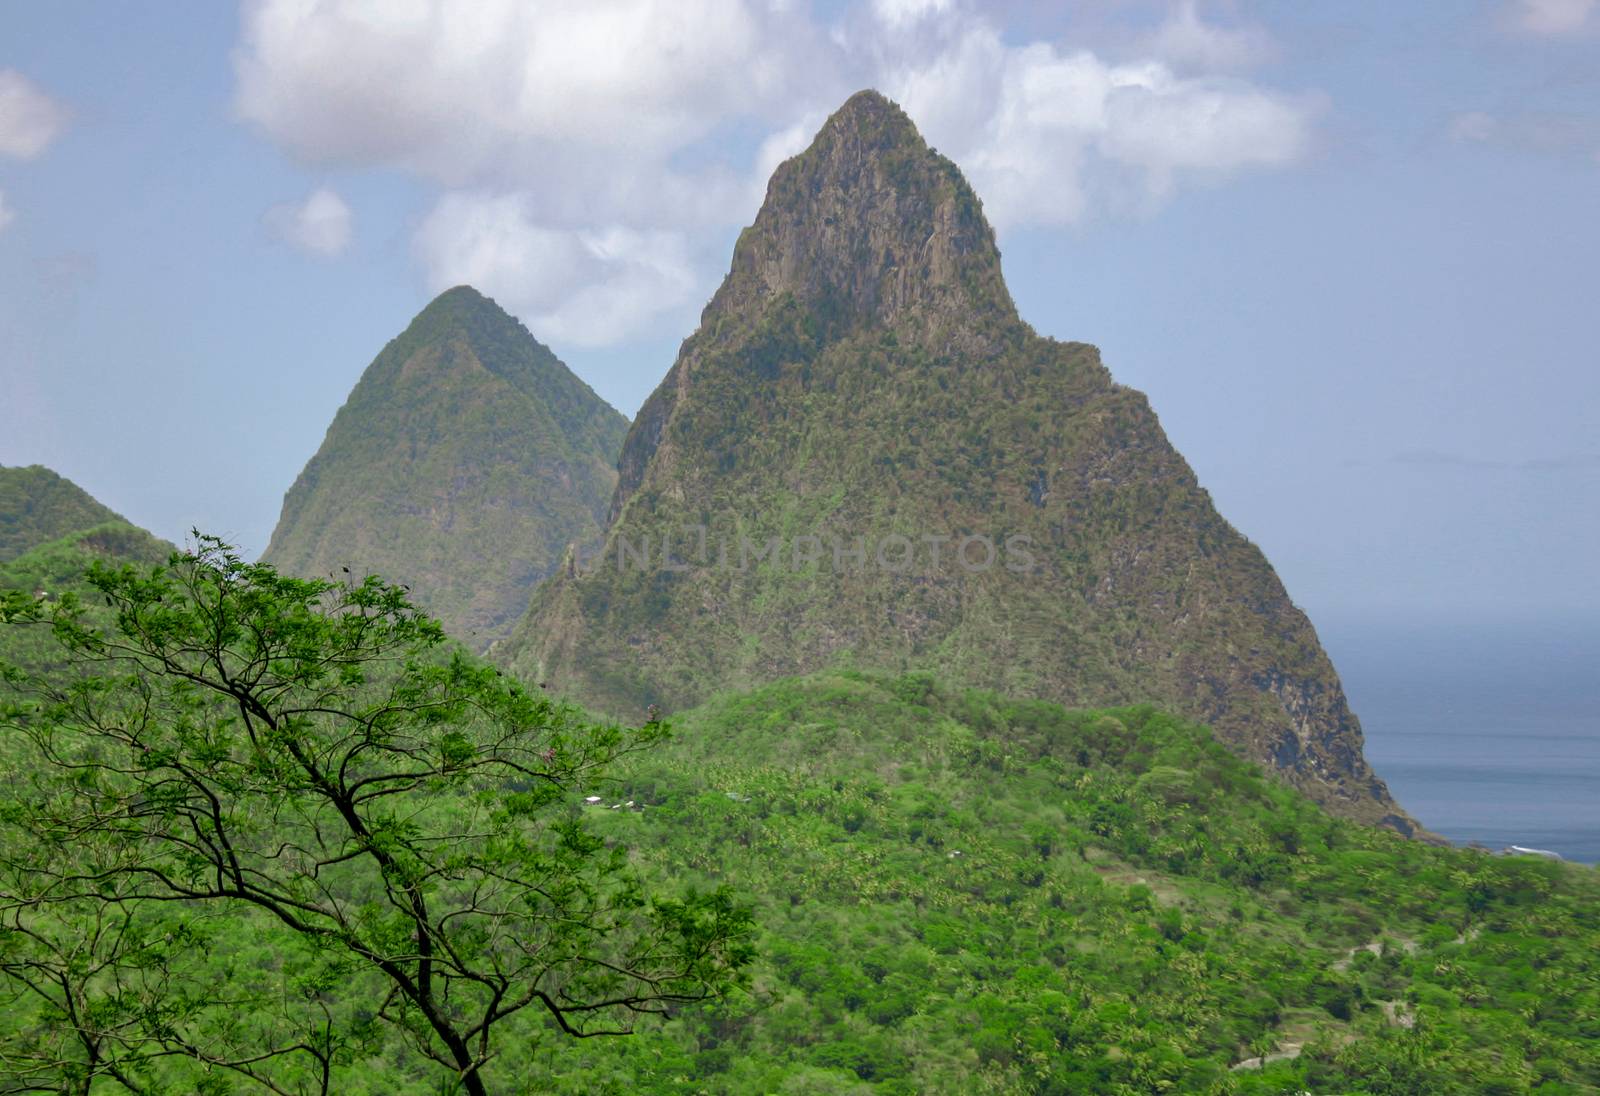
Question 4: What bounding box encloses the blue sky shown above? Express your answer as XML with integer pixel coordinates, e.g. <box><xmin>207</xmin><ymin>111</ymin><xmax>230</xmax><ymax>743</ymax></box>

<box><xmin>1</xmin><ymin>1</ymin><xmax>1596</xmax><ymax>625</ymax></box>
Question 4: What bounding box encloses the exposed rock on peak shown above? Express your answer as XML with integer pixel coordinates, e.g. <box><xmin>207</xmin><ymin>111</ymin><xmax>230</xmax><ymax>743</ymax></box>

<box><xmin>610</xmin><ymin>91</ymin><xmax>1014</xmax><ymax>524</ymax></box>
<box><xmin>724</xmin><ymin>88</ymin><xmax>1012</xmax><ymax>332</ymax></box>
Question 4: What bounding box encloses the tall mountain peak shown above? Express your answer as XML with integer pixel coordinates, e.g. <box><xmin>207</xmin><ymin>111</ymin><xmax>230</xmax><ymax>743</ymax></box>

<box><xmin>502</xmin><ymin>94</ymin><xmax>1420</xmax><ymax>835</ymax></box>
<box><xmin>717</xmin><ymin>88</ymin><xmax>1012</xmax><ymax>333</ymax></box>
<box><xmin>607</xmin><ymin>90</ymin><xmax>1015</xmax><ymax>523</ymax></box>
<box><xmin>264</xmin><ymin>287</ymin><xmax>629</xmax><ymax>649</ymax></box>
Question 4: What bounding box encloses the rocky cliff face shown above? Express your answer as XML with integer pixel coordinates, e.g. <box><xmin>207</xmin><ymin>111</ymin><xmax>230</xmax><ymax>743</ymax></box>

<box><xmin>500</xmin><ymin>91</ymin><xmax>1418</xmax><ymax>832</ymax></box>
<box><xmin>265</xmin><ymin>287</ymin><xmax>629</xmax><ymax>648</ymax></box>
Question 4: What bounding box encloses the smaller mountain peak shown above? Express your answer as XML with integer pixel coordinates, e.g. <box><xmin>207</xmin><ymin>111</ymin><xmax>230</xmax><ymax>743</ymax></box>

<box><xmin>412</xmin><ymin>284</ymin><xmax>507</xmax><ymax>328</ymax></box>
<box><xmin>396</xmin><ymin>286</ymin><xmax>542</xmax><ymax>371</ymax></box>
<box><xmin>372</xmin><ymin>287</ymin><xmax>618</xmax><ymax>425</ymax></box>
<box><xmin>431</xmin><ymin>284</ymin><xmax>492</xmax><ymax>307</ymax></box>
<box><xmin>264</xmin><ymin>282</ymin><xmax>629</xmax><ymax>649</ymax></box>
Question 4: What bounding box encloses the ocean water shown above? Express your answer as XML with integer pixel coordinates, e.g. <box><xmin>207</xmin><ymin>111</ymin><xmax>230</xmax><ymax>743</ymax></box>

<box><xmin>1319</xmin><ymin>614</ymin><xmax>1600</xmax><ymax>865</ymax></box>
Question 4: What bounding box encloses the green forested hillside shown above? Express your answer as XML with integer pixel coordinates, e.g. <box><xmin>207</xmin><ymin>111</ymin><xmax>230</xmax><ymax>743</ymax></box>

<box><xmin>0</xmin><ymin>522</ymin><xmax>170</xmax><ymax>595</ymax></box>
<box><xmin>265</xmin><ymin>286</ymin><xmax>630</xmax><ymax>649</ymax></box>
<box><xmin>535</xmin><ymin>672</ymin><xmax>1599</xmax><ymax>1094</ymax></box>
<box><xmin>4</xmin><ymin>563</ymin><xmax>1594</xmax><ymax>1095</ymax></box>
<box><xmin>0</xmin><ymin>520</ymin><xmax>171</xmax><ymax>670</ymax></box>
<box><xmin>0</xmin><ymin>466</ymin><xmax>125</xmax><ymax>563</ymax></box>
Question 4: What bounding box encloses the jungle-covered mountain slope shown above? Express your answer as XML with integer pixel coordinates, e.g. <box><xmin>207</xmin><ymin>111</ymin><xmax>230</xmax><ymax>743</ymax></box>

<box><xmin>545</xmin><ymin>670</ymin><xmax>1600</xmax><ymax>1095</ymax></box>
<box><xmin>500</xmin><ymin>90</ymin><xmax>1414</xmax><ymax>832</ymax></box>
<box><xmin>0</xmin><ymin>525</ymin><xmax>1592</xmax><ymax>1093</ymax></box>
<box><xmin>1</xmin><ymin>654</ymin><xmax>1593</xmax><ymax>1094</ymax></box>
<box><xmin>0</xmin><ymin>519</ymin><xmax>173</xmax><ymax>672</ymax></box>
<box><xmin>0</xmin><ymin>465</ymin><xmax>126</xmax><ymax>563</ymax></box>
<box><xmin>265</xmin><ymin>286</ymin><xmax>629</xmax><ymax>649</ymax></box>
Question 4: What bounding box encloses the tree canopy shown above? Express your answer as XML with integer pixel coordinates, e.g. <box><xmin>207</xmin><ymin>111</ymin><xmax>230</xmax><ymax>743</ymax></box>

<box><xmin>0</xmin><ymin>537</ymin><xmax>751</xmax><ymax>1094</ymax></box>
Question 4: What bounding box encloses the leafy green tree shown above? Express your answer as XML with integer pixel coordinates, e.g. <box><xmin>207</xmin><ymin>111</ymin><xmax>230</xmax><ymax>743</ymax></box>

<box><xmin>0</xmin><ymin>537</ymin><xmax>751</xmax><ymax>1094</ymax></box>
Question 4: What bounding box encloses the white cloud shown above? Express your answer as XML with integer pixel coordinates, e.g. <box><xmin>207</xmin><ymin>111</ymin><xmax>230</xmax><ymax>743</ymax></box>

<box><xmin>413</xmin><ymin>193</ymin><xmax>697</xmax><ymax>347</ymax></box>
<box><xmin>1100</xmin><ymin>67</ymin><xmax>1311</xmax><ymax>173</ymax></box>
<box><xmin>871</xmin><ymin>0</ymin><xmax>953</xmax><ymax>31</ymax></box>
<box><xmin>0</xmin><ymin>69</ymin><xmax>69</xmax><ymax>160</ymax></box>
<box><xmin>1506</xmin><ymin>0</ymin><xmax>1596</xmax><ymax>35</ymax></box>
<box><xmin>234</xmin><ymin>0</ymin><xmax>821</xmax><ymax>188</ymax></box>
<box><xmin>235</xmin><ymin>0</ymin><xmax>1318</xmax><ymax>341</ymax></box>
<box><xmin>265</xmin><ymin>186</ymin><xmax>353</xmax><ymax>257</ymax></box>
<box><xmin>0</xmin><ymin>190</ymin><xmax>14</xmax><ymax>233</ymax></box>
<box><xmin>1145</xmin><ymin>0</ymin><xmax>1278</xmax><ymax>72</ymax></box>
<box><xmin>875</xmin><ymin>10</ymin><xmax>1315</xmax><ymax>228</ymax></box>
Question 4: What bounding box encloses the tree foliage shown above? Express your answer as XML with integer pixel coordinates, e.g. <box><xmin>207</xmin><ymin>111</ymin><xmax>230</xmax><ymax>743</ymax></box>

<box><xmin>528</xmin><ymin>672</ymin><xmax>1600</xmax><ymax>1093</ymax></box>
<box><xmin>0</xmin><ymin>537</ymin><xmax>751</xmax><ymax>1093</ymax></box>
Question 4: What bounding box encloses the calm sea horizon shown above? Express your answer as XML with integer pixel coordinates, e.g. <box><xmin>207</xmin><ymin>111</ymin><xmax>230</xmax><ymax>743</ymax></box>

<box><xmin>1320</xmin><ymin>612</ymin><xmax>1599</xmax><ymax>865</ymax></box>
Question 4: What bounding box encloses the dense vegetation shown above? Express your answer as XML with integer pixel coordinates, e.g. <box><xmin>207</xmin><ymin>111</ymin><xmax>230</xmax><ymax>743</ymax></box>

<box><xmin>503</xmin><ymin>90</ymin><xmax>1413</xmax><ymax>833</ymax></box>
<box><xmin>549</xmin><ymin>672</ymin><xmax>1600</xmax><ymax>1094</ymax></box>
<box><xmin>264</xmin><ymin>286</ymin><xmax>629</xmax><ymax>649</ymax></box>
<box><xmin>2</xmin><ymin>531</ymin><xmax>1597</xmax><ymax>1093</ymax></box>
<box><xmin>0</xmin><ymin>521</ymin><xmax>171</xmax><ymax>673</ymax></box>
<box><xmin>0</xmin><ymin>539</ymin><xmax>748</xmax><ymax>1093</ymax></box>
<box><xmin>0</xmin><ymin>467</ymin><xmax>126</xmax><ymax>564</ymax></box>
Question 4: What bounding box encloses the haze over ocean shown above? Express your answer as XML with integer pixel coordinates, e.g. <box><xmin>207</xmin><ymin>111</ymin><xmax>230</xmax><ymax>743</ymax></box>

<box><xmin>1323</xmin><ymin>614</ymin><xmax>1600</xmax><ymax>864</ymax></box>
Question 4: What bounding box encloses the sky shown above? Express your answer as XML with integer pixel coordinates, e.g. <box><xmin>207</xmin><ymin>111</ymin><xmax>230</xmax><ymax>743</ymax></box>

<box><xmin>1</xmin><ymin>0</ymin><xmax>1597</xmax><ymax>628</ymax></box>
